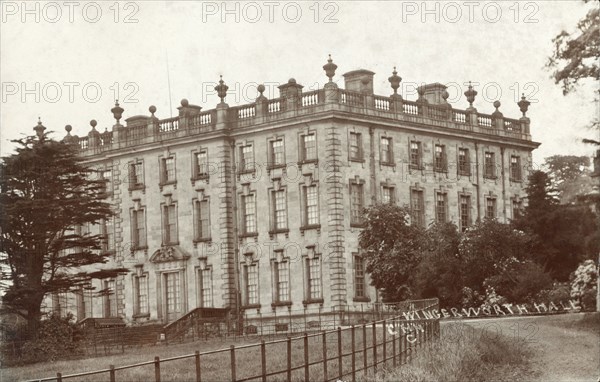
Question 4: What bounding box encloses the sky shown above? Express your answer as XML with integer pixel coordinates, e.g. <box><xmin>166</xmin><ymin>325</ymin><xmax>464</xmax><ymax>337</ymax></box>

<box><xmin>1</xmin><ymin>0</ymin><xmax>598</xmax><ymax>166</ymax></box>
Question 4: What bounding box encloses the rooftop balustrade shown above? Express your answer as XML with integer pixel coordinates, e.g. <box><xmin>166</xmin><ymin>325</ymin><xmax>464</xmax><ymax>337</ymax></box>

<box><xmin>58</xmin><ymin>57</ymin><xmax>534</xmax><ymax>156</ymax></box>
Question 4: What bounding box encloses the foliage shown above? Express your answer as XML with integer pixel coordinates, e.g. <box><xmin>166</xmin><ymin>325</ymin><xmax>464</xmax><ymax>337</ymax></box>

<box><xmin>570</xmin><ymin>259</ymin><xmax>598</xmax><ymax>311</ymax></box>
<box><xmin>544</xmin><ymin>155</ymin><xmax>593</xmax><ymax>204</ymax></box>
<box><xmin>411</xmin><ymin>222</ymin><xmax>463</xmax><ymax>308</ymax></box>
<box><xmin>18</xmin><ymin>313</ymin><xmax>82</xmax><ymax>364</ymax></box>
<box><xmin>458</xmin><ymin>219</ymin><xmax>533</xmax><ymax>295</ymax></box>
<box><xmin>536</xmin><ymin>282</ymin><xmax>571</xmax><ymax>303</ymax></box>
<box><xmin>484</xmin><ymin>259</ymin><xmax>553</xmax><ymax>304</ymax></box>
<box><xmin>0</xmin><ymin>133</ymin><xmax>128</xmax><ymax>338</ymax></box>
<box><xmin>546</xmin><ymin>0</ymin><xmax>599</xmax><ymax>96</ymax></box>
<box><xmin>358</xmin><ymin>204</ymin><xmax>425</xmax><ymax>301</ymax></box>
<box><xmin>514</xmin><ymin>170</ymin><xmax>599</xmax><ymax>280</ymax></box>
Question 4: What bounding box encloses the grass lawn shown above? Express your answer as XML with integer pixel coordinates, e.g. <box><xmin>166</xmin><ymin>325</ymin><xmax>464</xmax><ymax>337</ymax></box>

<box><xmin>3</xmin><ymin>322</ymin><xmax>425</xmax><ymax>382</ymax></box>
<box><xmin>365</xmin><ymin>322</ymin><xmax>537</xmax><ymax>382</ymax></box>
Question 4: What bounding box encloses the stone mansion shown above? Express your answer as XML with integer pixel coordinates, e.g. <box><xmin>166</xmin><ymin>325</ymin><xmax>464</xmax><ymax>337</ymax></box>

<box><xmin>48</xmin><ymin>57</ymin><xmax>539</xmax><ymax>325</ymax></box>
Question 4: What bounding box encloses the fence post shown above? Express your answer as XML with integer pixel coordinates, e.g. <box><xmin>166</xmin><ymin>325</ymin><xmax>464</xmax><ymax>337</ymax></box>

<box><xmin>230</xmin><ymin>345</ymin><xmax>236</xmax><ymax>381</ymax></box>
<box><xmin>362</xmin><ymin>324</ymin><xmax>367</xmax><ymax>373</ymax></box>
<box><xmin>261</xmin><ymin>340</ymin><xmax>267</xmax><ymax>382</ymax></box>
<box><xmin>56</xmin><ymin>372</ymin><xmax>62</xmax><ymax>382</ymax></box>
<box><xmin>372</xmin><ymin>322</ymin><xmax>377</xmax><ymax>372</ymax></box>
<box><xmin>304</xmin><ymin>333</ymin><xmax>310</xmax><ymax>381</ymax></box>
<box><xmin>109</xmin><ymin>364</ymin><xmax>116</xmax><ymax>382</ymax></box>
<box><xmin>154</xmin><ymin>356</ymin><xmax>161</xmax><ymax>382</ymax></box>
<box><xmin>337</xmin><ymin>327</ymin><xmax>342</xmax><ymax>378</ymax></box>
<box><xmin>392</xmin><ymin>322</ymin><xmax>397</xmax><ymax>368</ymax></box>
<box><xmin>287</xmin><ymin>337</ymin><xmax>292</xmax><ymax>382</ymax></box>
<box><xmin>195</xmin><ymin>350</ymin><xmax>201</xmax><ymax>382</ymax></box>
<box><xmin>399</xmin><ymin>328</ymin><xmax>404</xmax><ymax>364</ymax></box>
<box><xmin>351</xmin><ymin>325</ymin><xmax>356</xmax><ymax>382</ymax></box>
<box><xmin>322</xmin><ymin>331</ymin><xmax>328</xmax><ymax>380</ymax></box>
<box><xmin>382</xmin><ymin>319</ymin><xmax>387</xmax><ymax>368</ymax></box>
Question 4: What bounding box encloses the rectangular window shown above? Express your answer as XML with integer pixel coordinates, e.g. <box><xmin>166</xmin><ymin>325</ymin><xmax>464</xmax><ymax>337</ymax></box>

<box><xmin>240</xmin><ymin>145</ymin><xmax>255</xmax><ymax>171</ymax></box>
<box><xmin>486</xmin><ymin>198</ymin><xmax>497</xmax><ymax>219</ymax></box>
<box><xmin>274</xmin><ymin>260</ymin><xmax>290</xmax><ymax>302</ymax></box>
<box><xmin>194</xmin><ymin>151</ymin><xmax>209</xmax><ymax>179</ymax></box>
<box><xmin>244</xmin><ymin>262</ymin><xmax>259</xmax><ymax>305</ymax></box>
<box><xmin>131</xmin><ymin>209</ymin><xmax>146</xmax><ymax>249</ymax></box>
<box><xmin>435</xmin><ymin>192</ymin><xmax>447</xmax><ymax>223</ymax></box>
<box><xmin>307</xmin><ymin>257</ymin><xmax>322</xmax><ymax>300</ymax></box>
<box><xmin>103</xmin><ymin>279</ymin><xmax>117</xmax><ymax>318</ymax></box>
<box><xmin>128</xmin><ymin>161</ymin><xmax>144</xmax><ymax>188</ymax></box>
<box><xmin>410</xmin><ymin>189</ymin><xmax>425</xmax><ymax>227</ymax></box>
<box><xmin>272</xmin><ymin>190</ymin><xmax>287</xmax><ymax>230</ymax></box>
<box><xmin>354</xmin><ymin>255</ymin><xmax>366</xmax><ymax>299</ymax></box>
<box><xmin>434</xmin><ymin>145</ymin><xmax>447</xmax><ymax>172</ymax></box>
<box><xmin>460</xmin><ymin>195</ymin><xmax>471</xmax><ymax>232</ymax></box>
<box><xmin>303</xmin><ymin>185</ymin><xmax>319</xmax><ymax>226</ymax></box>
<box><xmin>161</xmin><ymin>156</ymin><xmax>176</xmax><ymax>183</ymax></box>
<box><xmin>194</xmin><ymin>199</ymin><xmax>210</xmax><ymax>240</ymax></box>
<box><xmin>512</xmin><ymin>200</ymin><xmax>522</xmax><ymax>219</ymax></box>
<box><xmin>349</xmin><ymin>132</ymin><xmax>362</xmax><ymax>161</ymax></box>
<box><xmin>510</xmin><ymin>156</ymin><xmax>522</xmax><ymax>181</ymax></box>
<box><xmin>458</xmin><ymin>148</ymin><xmax>470</xmax><ymax>175</ymax></box>
<box><xmin>100</xmin><ymin>169</ymin><xmax>112</xmax><ymax>196</ymax></box>
<box><xmin>350</xmin><ymin>183</ymin><xmax>365</xmax><ymax>225</ymax></box>
<box><xmin>198</xmin><ymin>268</ymin><xmax>213</xmax><ymax>308</ymax></box>
<box><xmin>380</xmin><ymin>137</ymin><xmax>393</xmax><ymax>164</ymax></box>
<box><xmin>301</xmin><ymin>134</ymin><xmax>317</xmax><ymax>161</ymax></box>
<box><xmin>270</xmin><ymin>139</ymin><xmax>285</xmax><ymax>167</ymax></box>
<box><xmin>53</xmin><ymin>292</ymin><xmax>69</xmax><ymax>318</ymax></box>
<box><xmin>76</xmin><ymin>284</ymin><xmax>93</xmax><ymax>321</ymax></box>
<box><xmin>410</xmin><ymin>141</ymin><xmax>422</xmax><ymax>169</ymax></box>
<box><xmin>484</xmin><ymin>152</ymin><xmax>496</xmax><ymax>178</ymax></box>
<box><xmin>382</xmin><ymin>186</ymin><xmax>394</xmax><ymax>204</ymax></box>
<box><xmin>241</xmin><ymin>194</ymin><xmax>257</xmax><ymax>234</ymax></box>
<box><xmin>101</xmin><ymin>217</ymin><xmax>114</xmax><ymax>253</ymax></box>
<box><xmin>163</xmin><ymin>204</ymin><xmax>178</xmax><ymax>245</ymax></box>
<box><xmin>134</xmin><ymin>274</ymin><xmax>149</xmax><ymax>316</ymax></box>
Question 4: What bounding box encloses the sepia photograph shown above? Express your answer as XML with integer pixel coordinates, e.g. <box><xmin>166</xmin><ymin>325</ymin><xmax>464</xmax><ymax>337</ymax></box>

<box><xmin>0</xmin><ymin>1</ymin><xmax>598</xmax><ymax>381</ymax></box>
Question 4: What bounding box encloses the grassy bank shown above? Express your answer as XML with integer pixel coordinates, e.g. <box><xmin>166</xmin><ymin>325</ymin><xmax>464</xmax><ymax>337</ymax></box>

<box><xmin>365</xmin><ymin>324</ymin><xmax>537</xmax><ymax>382</ymax></box>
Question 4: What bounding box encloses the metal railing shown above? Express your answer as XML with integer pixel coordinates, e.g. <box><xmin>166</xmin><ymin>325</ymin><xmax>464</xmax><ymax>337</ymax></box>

<box><xmin>31</xmin><ymin>312</ymin><xmax>440</xmax><ymax>382</ymax></box>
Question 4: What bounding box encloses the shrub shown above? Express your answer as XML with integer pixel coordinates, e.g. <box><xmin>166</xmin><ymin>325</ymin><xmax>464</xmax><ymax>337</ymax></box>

<box><xmin>19</xmin><ymin>312</ymin><xmax>82</xmax><ymax>364</ymax></box>
<box><xmin>536</xmin><ymin>282</ymin><xmax>571</xmax><ymax>302</ymax></box>
<box><xmin>485</xmin><ymin>259</ymin><xmax>553</xmax><ymax>304</ymax></box>
<box><xmin>570</xmin><ymin>259</ymin><xmax>598</xmax><ymax>311</ymax></box>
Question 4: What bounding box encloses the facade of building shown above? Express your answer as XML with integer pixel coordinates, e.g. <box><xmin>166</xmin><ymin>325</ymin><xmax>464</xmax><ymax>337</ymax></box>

<box><xmin>48</xmin><ymin>58</ymin><xmax>539</xmax><ymax>325</ymax></box>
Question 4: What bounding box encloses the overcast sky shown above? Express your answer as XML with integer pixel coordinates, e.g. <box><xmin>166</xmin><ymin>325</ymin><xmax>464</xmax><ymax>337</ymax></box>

<box><xmin>1</xmin><ymin>0</ymin><xmax>598</xmax><ymax>165</ymax></box>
